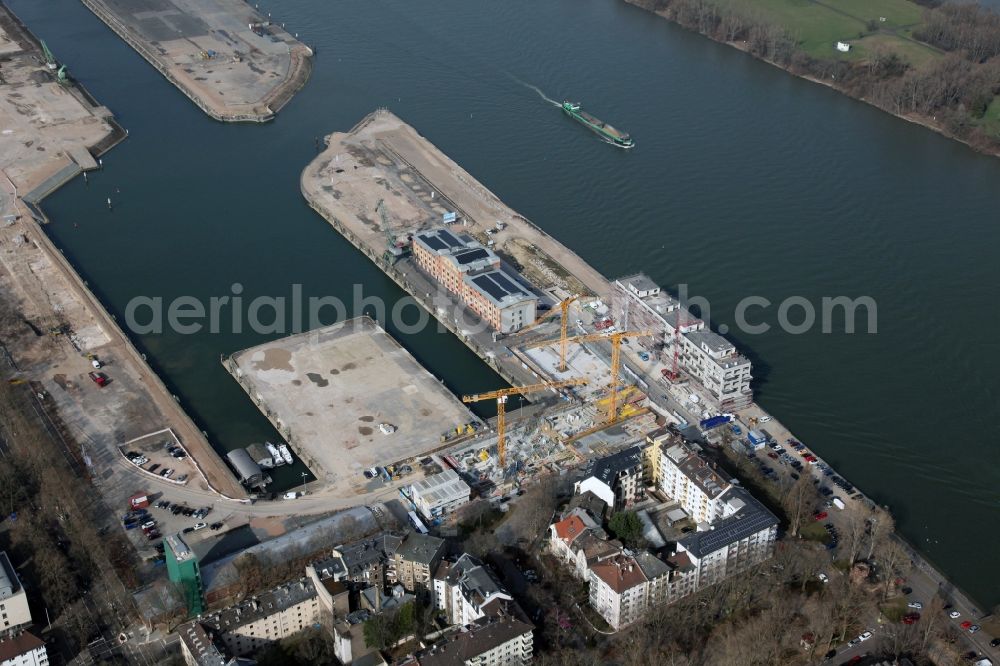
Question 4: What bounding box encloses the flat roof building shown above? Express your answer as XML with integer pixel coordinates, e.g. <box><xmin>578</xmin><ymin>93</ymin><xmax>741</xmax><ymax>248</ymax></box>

<box><xmin>412</xmin><ymin>227</ymin><xmax>537</xmax><ymax>333</ymax></box>
<box><xmin>410</xmin><ymin>469</ymin><xmax>471</xmax><ymax>521</ymax></box>
<box><xmin>165</xmin><ymin>533</ymin><xmax>204</xmax><ymax>616</ymax></box>
<box><xmin>0</xmin><ymin>553</ymin><xmax>31</xmax><ymax>636</ymax></box>
<box><xmin>611</xmin><ymin>274</ymin><xmax>752</xmax><ymax>410</ymax></box>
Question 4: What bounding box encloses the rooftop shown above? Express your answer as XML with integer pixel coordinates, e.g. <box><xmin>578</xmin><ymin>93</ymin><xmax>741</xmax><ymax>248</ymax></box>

<box><xmin>395</xmin><ymin>532</ymin><xmax>446</xmax><ymax>566</ymax></box>
<box><xmin>581</xmin><ymin>445</ymin><xmax>644</xmax><ymax>487</ymax></box>
<box><xmin>166</xmin><ymin>532</ymin><xmax>196</xmax><ymax>564</ymax></box>
<box><xmin>202</xmin><ymin>578</ymin><xmax>318</xmax><ymax>633</ymax></box>
<box><xmin>617</xmin><ymin>273</ymin><xmax>660</xmax><ymax>294</ymax></box>
<box><xmin>0</xmin><ymin>552</ymin><xmax>21</xmax><ymax>601</ymax></box>
<box><xmin>177</xmin><ymin>621</ymin><xmax>229</xmax><ymax>666</ymax></box>
<box><xmin>0</xmin><ymin>632</ymin><xmax>44</xmax><ymax>663</ymax></box>
<box><xmin>411</xmin><ymin>469</ymin><xmax>471</xmax><ymax>506</ymax></box>
<box><xmin>677</xmin><ymin>488</ymin><xmax>778</xmax><ymax>559</ymax></box>
<box><xmin>415</xmin><ymin>613</ymin><xmax>533</xmax><ymax>666</ymax></box>
<box><xmin>589</xmin><ymin>554</ymin><xmax>648</xmax><ymax>593</ymax></box>
<box><xmin>552</xmin><ymin>515</ymin><xmax>588</xmax><ymax>544</ymax></box>
<box><xmin>466</xmin><ymin>270</ymin><xmax>536</xmax><ymax>308</ymax></box>
<box><xmin>334</xmin><ymin>532</ymin><xmax>404</xmax><ymax>578</ymax></box>
<box><xmin>439</xmin><ymin>554</ymin><xmax>509</xmax><ymax>611</ymax></box>
<box><xmin>634</xmin><ymin>551</ymin><xmax>671</xmax><ymax>580</ymax></box>
<box><xmin>414</xmin><ymin>228</ymin><xmax>469</xmax><ymax>253</ymax></box>
<box><xmin>668</xmin><ymin>444</ymin><xmax>731</xmax><ymax>500</ymax></box>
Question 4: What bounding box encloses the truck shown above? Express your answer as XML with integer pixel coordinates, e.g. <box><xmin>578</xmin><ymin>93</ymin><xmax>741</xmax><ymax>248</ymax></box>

<box><xmin>699</xmin><ymin>415</ymin><xmax>731</xmax><ymax>431</ymax></box>
<box><xmin>129</xmin><ymin>493</ymin><xmax>150</xmax><ymax>510</ymax></box>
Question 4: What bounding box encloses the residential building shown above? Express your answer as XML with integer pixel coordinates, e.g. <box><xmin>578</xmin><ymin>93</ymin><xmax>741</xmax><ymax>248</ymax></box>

<box><xmin>658</xmin><ymin>442</ymin><xmax>732</xmax><ymax>524</ymax></box>
<box><xmin>412</xmin><ymin>228</ymin><xmax>537</xmax><ymax>333</ymax></box>
<box><xmin>675</xmin><ymin>488</ymin><xmax>779</xmax><ymax>588</ymax></box>
<box><xmin>177</xmin><ymin>620</ymin><xmax>240</xmax><ymax>666</ymax></box>
<box><xmin>587</xmin><ymin>554</ymin><xmax>650</xmax><ymax>631</ymax></box>
<box><xmin>409</xmin><ymin>611</ymin><xmax>534</xmax><ymax>666</ymax></box>
<box><xmin>610</xmin><ymin>274</ymin><xmax>752</xmax><ymax>410</ymax></box>
<box><xmin>0</xmin><ymin>553</ymin><xmax>31</xmax><ymax>635</ymax></box>
<box><xmin>392</xmin><ymin>533</ymin><xmax>446</xmax><ymax>593</ymax></box>
<box><xmin>409</xmin><ymin>469</ymin><xmax>471</xmax><ymax>522</ymax></box>
<box><xmin>574</xmin><ymin>446</ymin><xmax>645</xmax><ymax>511</ymax></box>
<box><xmin>321</xmin><ymin>532</ymin><xmax>404</xmax><ymax>588</ymax></box>
<box><xmin>433</xmin><ymin>554</ymin><xmax>513</xmax><ymax>627</ymax></box>
<box><xmin>548</xmin><ymin>511</ymin><xmax>620</xmax><ymax>579</ymax></box>
<box><xmin>0</xmin><ymin>632</ymin><xmax>47</xmax><ymax>666</ymax></box>
<box><xmin>165</xmin><ymin>533</ymin><xmax>205</xmax><ymax>615</ymax></box>
<box><xmin>191</xmin><ymin>577</ymin><xmax>321</xmax><ymax>658</ymax></box>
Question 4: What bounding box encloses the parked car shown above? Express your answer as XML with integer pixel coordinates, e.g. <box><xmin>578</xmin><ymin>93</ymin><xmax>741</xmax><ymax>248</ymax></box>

<box><xmin>210</xmin><ymin>522</ymin><xmax>225</xmax><ymax>531</ymax></box>
<box><xmin>949</xmin><ymin>610</ymin><xmax>962</xmax><ymax>619</ymax></box>
<box><xmin>903</xmin><ymin>613</ymin><xmax>920</xmax><ymax>624</ymax></box>
<box><xmin>961</xmin><ymin>621</ymin><xmax>973</xmax><ymax>630</ymax></box>
<box><xmin>817</xmin><ymin>573</ymin><xmax>829</xmax><ymax>583</ymax></box>
<box><xmin>968</xmin><ymin>624</ymin><xmax>980</xmax><ymax>634</ymax></box>
<box><xmin>990</xmin><ymin>638</ymin><xmax>1000</xmax><ymax>648</ymax></box>
<box><xmin>759</xmin><ymin>415</ymin><xmax>772</xmax><ymax>423</ymax></box>
<box><xmin>908</xmin><ymin>602</ymin><xmax>923</xmax><ymax>609</ymax></box>
<box><xmin>813</xmin><ymin>512</ymin><xmax>828</xmax><ymax>521</ymax></box>
<box><xmin>88</xmin><ymin>371</ymin><xmax>109</xmax><ymax>387</ymax></box>
<box><xmin>193</xmin><ymin>523</ymin><xmax>207</xmax><ymax>531</ymax></box>
<box><xmin>858</xmin><ymin>631</ymin><xmax>873</xmax><ymax>642</ymax></box>
<box><xmin>847</xmin><ymin>638</ymin><xmax>861</xmax><ymax>648</ymax></box>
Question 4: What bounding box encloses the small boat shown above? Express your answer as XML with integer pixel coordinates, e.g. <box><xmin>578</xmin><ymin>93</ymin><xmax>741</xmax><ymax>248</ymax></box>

<box><xmin>278</xmin><ymin>444</ymin><xmax>293</xmax><ymax>465</ymax></box>
<box><xmin>265</xmin><ymin>442</ymin><xmax>285</xmax><ymax>466</ymax></box>
<box><xmin>561</xmin><ymin>101</ymin><xmax>634</xmax><ymax>149</ymax></box>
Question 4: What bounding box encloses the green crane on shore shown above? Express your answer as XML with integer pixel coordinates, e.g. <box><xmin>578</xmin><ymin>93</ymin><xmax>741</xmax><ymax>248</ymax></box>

<box><xmin>39</xmin><ymin>40</ymin><xmax>69</xmax><ymax>84</ymax></box>
<box><xmin>377</xmin><ymin>198</ymin><xmax>409</xmax><ymax>263</ymax></box>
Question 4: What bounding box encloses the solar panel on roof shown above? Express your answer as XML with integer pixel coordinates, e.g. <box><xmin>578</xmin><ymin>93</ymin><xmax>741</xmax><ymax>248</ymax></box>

<box><xmin>439</xmin><ymin>229</ymin><xmax>464</xmax><ymax>248</ymax></box>
<box><xmin>455</xmin><ymin>248</ymin><xmax>489</xmax><ymax>265</ymax></box>
<box><xmin>421</xmin><ymin>234</ymin><xmax>447</xmax><ymax>251</ymax></box>
<box><xmin>473</xmin><ymin>275</ymin><xmax>506</xmax><ymax>300</ymax></box>
<box><xmin>492</xmin><ymin>272</ymin><xmax>525</xmax><ymax>296</ymax></box>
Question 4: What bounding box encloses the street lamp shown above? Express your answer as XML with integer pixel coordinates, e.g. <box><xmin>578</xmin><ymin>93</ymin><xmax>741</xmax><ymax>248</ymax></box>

<box><xmin>300</xmin><ymin>472</ymin><xmax>308</xmax><ymax>497</ymax></box>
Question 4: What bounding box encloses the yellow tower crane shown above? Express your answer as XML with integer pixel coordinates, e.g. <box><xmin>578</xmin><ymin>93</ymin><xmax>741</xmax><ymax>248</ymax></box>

<box><xmin>462</xmin><ymin>378</ymin><xmax>587</xmax><ymax>469</ymax></box>
<box><xmin>523</xmin><ymin>330</ymin><xmax>655</xmax><ymax>424</ymax></box>
<box><xmin>515</xmin><ymin>294</ymin><xmax>588</xmax><ymax>372</ymax></box>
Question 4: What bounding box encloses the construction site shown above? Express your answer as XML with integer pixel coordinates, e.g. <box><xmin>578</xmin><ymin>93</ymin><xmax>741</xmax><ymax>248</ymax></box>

<box><xmin>80</xmin><ymin>0</ymin><xmax>313</xmax><ymax>122</ymax></box>
<box><xmin>297</xmin><ymin>109</ymin><xmax>728</xmax><ymax>497</ymax></box>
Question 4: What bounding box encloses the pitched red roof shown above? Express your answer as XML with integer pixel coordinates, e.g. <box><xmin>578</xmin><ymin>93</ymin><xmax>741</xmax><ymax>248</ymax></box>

<box><xmin>589</xmin><ymin>555</ymin><xmax>648</xmax><ymax>594</ymax></box>
<box><xmin>553</xmin><ymin>515</ymin><xmax>587</xmax><ymax>544</ymax></box>
<box><xmin>0</xmin><ymin>632</ymin><xmax>44</xmax><ymax>662</ymax></box>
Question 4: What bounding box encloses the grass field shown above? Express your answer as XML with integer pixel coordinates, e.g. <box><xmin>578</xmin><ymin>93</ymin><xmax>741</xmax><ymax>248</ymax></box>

<box><xmin>714</xmin><ymin>0</ymin><xmax>936</xmax><ymax>62</ymax></box>
<box><xmin>980</xmin><ymin>96</ymin><xmax>1000</xmax><ymax>138</ymax></box>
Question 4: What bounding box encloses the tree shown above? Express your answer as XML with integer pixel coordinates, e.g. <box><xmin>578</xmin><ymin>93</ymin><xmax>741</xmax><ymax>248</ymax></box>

<box><xmin>608</xmin><ymin>511</ymin><xmax>644</xmax><ymax>548</ymax></box>
<box><xmin>781</xmin><ymin>473</ymin><xmax>812</xmax><ymax>537</ymax></box>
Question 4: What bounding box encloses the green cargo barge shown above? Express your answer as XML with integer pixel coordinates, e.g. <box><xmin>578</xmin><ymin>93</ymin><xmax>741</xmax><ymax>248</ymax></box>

<box><xmin>561</xmin><ymin>101</ymin><xmax>634</xmax><ymax>149</ymax></box>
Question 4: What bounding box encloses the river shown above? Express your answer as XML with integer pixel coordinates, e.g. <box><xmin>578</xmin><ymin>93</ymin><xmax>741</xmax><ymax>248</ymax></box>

<box><xmin>11</xmin><ymin>0</ymin><xmax>1000</xmax><ymax>608</ymax></box>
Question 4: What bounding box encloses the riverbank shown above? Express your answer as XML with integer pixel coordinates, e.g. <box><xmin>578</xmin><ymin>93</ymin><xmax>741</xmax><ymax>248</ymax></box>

<box><xmin>0</xmin><ymin>2</ymin><xmax>247</xmax><ymax>499</ymax></box>
<box><xmin>624</xmin><ymin>0</ymin><xmax>1000</xmax><ymax>159</ymax></box>
<box><xmin>80</xmin><ymin>0</ymin><xmax>313</xmax><ymax>122</ymax></box>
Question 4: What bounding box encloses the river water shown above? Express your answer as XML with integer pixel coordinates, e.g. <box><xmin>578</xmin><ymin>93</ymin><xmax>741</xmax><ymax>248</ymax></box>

<box><xmin>11</xmin><ymin>0</ymin><xmax>1000</xmax><ymax>607</ymax></box>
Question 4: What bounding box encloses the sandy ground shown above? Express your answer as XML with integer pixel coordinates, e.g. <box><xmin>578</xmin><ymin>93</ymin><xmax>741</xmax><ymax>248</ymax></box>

<box><xmin>227</xmin><ymin>317</ymin><xmax>476</xmax><ymax>492</ymax></box>
<box><xmin>81</xmin><ymin>0</ymin><xmax>312</xmax><ymax>121</ymax></box>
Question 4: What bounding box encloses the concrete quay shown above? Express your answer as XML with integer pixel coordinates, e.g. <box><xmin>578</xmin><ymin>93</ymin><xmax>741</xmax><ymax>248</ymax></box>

<box><xmin>80</xmin><ymin>0</ymin><xmax>313</xmax><ymax>122</ymax></box>
<box><xmin>223</xmin><ymin>317</ymin><xmax>478</xmax><ymax>495</ymax></box>
<box><xmin>0</xmin><ymin>3</ymin><xmax>247</xmax><ymax>501</ymax></box>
